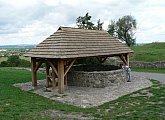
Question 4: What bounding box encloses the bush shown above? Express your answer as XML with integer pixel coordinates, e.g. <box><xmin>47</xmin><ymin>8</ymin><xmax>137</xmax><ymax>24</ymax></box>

<box><xmin>7</xmin><ymin>56</ymin><xmax>20</xmax><ymax>67</ymax></box>
<box><xmin>75</xmin><ymin>57</ymin><xmax>100</xmax><ymax>65</ymax></box>
<box><xmin>0</xmin><ymin>61</ymin><xmax>8</xmax><ymax>67</ymax></box>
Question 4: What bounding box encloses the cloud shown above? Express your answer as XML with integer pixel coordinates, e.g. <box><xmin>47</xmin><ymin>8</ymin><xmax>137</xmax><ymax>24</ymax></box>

<box><xmin>0</xmin><ymin>0</ymin><xmax>165</xmax><ymax>45</ymax></box>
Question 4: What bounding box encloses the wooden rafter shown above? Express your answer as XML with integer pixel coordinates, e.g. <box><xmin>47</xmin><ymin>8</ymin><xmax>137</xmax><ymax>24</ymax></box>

<box><xmin>64</xmin><ymin>58</ymin><xmax>76</xmax><ymax>77</ymax></box>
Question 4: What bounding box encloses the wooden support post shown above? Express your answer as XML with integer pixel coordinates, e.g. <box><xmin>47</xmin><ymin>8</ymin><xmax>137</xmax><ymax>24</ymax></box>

<box><xmin>46</xmin><ymin>63</ymin><xmax>50</xmax><ymax>87</ymax></box>
<box><xmin>52</xmin><ymin>69</ymin><xmax>56</xmax><ymax>89</ymax></box>
<box><xmin>31</xmin><ymin>57</ymin><xmax>37</xmax><ymax>86</ymax></box>
<box><xmin>58</xmin><ymin>59</ymin><xmax>64</xmax><ymax>94</ymax></box>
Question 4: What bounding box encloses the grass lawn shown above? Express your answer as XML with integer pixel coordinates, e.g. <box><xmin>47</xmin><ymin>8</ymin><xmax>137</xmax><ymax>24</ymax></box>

<box><xmin>130</xmin><ymin>42</ymin><xmax>165</xmax><ymax>62</ymax></box>
<box><xmin>132</xmin><ymin>67</ymin><xmax>165</xmax><ymax>74</ymax></box>
<box><xmin>0</xmin><ymin>67</ymin><xmax>165</xmax><ymax>120</ymax></box>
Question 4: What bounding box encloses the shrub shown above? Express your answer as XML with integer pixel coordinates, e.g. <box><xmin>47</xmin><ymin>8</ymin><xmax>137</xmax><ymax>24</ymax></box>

<box><xmin>75</xmin><ymin>57</ymin><xmax>100</xmax><ymax>65</ymax></box>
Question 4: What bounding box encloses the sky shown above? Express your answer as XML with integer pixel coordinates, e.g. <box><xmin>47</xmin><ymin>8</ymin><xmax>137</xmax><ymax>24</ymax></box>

<box><xmin>0</xmin><ymin>0</ymin><xmax>165</xmax><ymax>45</ymax></box>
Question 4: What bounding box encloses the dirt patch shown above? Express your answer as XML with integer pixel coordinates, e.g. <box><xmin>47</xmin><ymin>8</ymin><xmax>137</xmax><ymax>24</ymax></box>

<box><xmin>40</xmin><ymin>110</ymin><xmax>95</xmax><ymax>120</ymax></box>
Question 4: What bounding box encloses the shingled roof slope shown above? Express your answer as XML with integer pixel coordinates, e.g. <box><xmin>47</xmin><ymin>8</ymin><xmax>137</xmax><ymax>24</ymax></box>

<box><xmin>25</xmin><ymin>27</ymin><xmax>133</xmax><ymax>58</ymax></box>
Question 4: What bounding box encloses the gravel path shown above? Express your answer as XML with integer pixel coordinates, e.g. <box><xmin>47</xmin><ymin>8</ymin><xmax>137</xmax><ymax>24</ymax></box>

<box><xmin>132</xmin><ymin>72</ymin><xmax>165</xmax><ymax>84</ymax></box>
<box><xmin>14</xmin><ymin>75</ymin><xmax>152</xmax><ymax>108</ymax></box>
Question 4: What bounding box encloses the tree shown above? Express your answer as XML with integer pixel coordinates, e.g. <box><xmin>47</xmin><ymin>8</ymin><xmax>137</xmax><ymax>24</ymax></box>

<box><xmin>108</xmin><ymin>15</ymin><xmax>137</xmax><ymax>46</ymax></box>
<box><xmin>7</xmin><ymin>55</ymin><xmax>20</xmax><ymax>67</ymax></box>
<box><xmin>76</xmin><ymin>13</ymin><xmax>95</xmax><ymax>29</ymax></box>
<box><xmin>95</xmin><ymin>19</ymin><xmax>104</xmax><ymax>30</ymax></box>
<box><xmin>0</xmin><ymin>55</ymin><xmax>31</xmax><ymax>67</ymax></box>
<box><xmin>76</xmin><ymin>13</ymin><xmax>104</xmax><ymax>30</ymax></box>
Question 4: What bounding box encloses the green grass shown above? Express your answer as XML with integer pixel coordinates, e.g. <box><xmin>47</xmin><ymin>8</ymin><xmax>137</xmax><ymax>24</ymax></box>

<box><xmin>0</xmin><ymin>67</ymin><xmax>165</xmax><ymax>119</ymax></box>
<box><xmin>132</xmin><ymin>67</ymin><xmax>165</xmax><ymax>74</ymax></box>
<box><xmin>130</xmin><ymin>42</ymin><xmax>165</xmax><ymax>62</ymax></box>
<box><xmin>0</xmin><ymin>57</ymin><xmax>7</xmax><ymax>62</ymax></box>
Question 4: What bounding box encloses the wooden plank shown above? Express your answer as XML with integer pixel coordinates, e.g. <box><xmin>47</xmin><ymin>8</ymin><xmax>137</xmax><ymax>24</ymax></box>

<box><xmin>58</xmin><ymin>59</ymin><xmax>64</xmax><ymax>94</ymax></box>
<box><xmin>31</xmin><ymin>57</ymin><xmax>37</xmax><ymax>86</ymax></box>
<box><xmin>64</xmin><ymin>58</ymin><xmax>76</xmax><ymax>77</ymax></box>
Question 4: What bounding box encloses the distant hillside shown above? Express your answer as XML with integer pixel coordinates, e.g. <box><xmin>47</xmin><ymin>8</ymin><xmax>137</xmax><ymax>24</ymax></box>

<box><xmin>0</xmin><ymin>44</ymin><xmax>36</xmax><ymax>48</ymax></box>
<box><xmin>130</xmin><ymin>42</ymin><xmax>165</xmax><ymax>62</ymax></box>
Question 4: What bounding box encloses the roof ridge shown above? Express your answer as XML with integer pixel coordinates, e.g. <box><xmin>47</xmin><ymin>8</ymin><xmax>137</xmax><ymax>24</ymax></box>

<box><xmin>58</xmin><ymin>26</ymin><xmax>106</xmax><ymax>33</ymax></box>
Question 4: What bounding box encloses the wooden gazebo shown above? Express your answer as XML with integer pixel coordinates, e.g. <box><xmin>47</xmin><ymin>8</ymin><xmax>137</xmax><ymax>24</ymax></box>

<box><xmin>25</xmin><ymin>27</ymin><xmax>133</xmax><ymax>94</ymax></box>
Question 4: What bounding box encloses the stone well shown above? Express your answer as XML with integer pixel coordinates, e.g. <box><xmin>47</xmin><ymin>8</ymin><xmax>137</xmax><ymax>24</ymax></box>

<box><xmin>67</xmin><ymin>65</ymin><xmax>128</xmax><ymax>88</ymax></box>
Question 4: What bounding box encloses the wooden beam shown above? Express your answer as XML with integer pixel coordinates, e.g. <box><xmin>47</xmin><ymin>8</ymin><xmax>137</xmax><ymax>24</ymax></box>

<box><xmin>119</xmin><ymin>54</ymin><xmax>127</xmax><ymax>65</ymax></box>
<box><xmin>97</xmin><ymin>56</ymin><xmax>108</xmax><ymax>63</ymax></box>
<box><xmin>58</xmin><ymin>59</ymin><xmax>64</xmax><ymax>94</ymax></box>
<box><xmin>34</xmin><ymin>61</ymin><xmax>42</xmax><ymax>72</ymax></box>
<box><xmin>64</xmin><ymin>58</ymin><xmax>76</xmax><ymax>77</ymax></box>
<box><xmin>101</xmin><ymin>56</ymin><xmax>108</xmax><ymax>63</ymax></box>
<box><xmin>31</xmin><ymin>57</ymin><xmax>37</xmax><ymax>86</ymax></box>
<box><xmin>48</xmin><ymin>61</ymin><xmax>58</xmax><ymax>77</ymax></box>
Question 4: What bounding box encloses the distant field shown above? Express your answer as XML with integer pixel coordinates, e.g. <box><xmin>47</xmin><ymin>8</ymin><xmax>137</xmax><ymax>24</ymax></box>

<box><xmin>0</xmin><ymin>56</ymin><xmax>30</xmax><ymax>62</ymax></box>
<box><xmin>130</xmin><ymin>42</ymin><xmax>165</xmax><ymax>62</ymax></box>
<box><xmin>0</xmin><ymin>57</ymin><xmax>7</xmax><ymax>62</ymax></box>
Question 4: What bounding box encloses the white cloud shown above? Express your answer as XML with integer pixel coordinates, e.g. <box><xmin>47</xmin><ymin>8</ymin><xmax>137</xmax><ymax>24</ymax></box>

<box><xmin>0</xmin><ymin>0</ymin><xmax>165</xmax><ymax>45</ymax></box>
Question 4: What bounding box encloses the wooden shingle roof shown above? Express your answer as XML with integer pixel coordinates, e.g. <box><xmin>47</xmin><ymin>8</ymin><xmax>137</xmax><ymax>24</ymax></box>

<box><xmin>25</xmin><ymin>27</ymin><xmax>133</xmax><ymax>58</ymax></box>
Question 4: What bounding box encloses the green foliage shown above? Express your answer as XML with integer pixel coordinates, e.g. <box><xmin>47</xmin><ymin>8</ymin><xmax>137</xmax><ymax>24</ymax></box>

<box><xmin>76</xmin><ymin>13</ymin><xmax>103</xmax><ymax>30</ymax></box>
<box><xmin>95</xmin><ymin>19</ymin><xmax>104</xmax><ymax>30</ymax></box>
<box><xmin>76</xmin><ymin>13</ymin><xmax>94</xmax><ymax>29</ymax></box>
<box><xmin>108</xmin><ymin>15</ymin><xmax>137</xmax><ymax>46</ymax></box>
<box><xmin>0</xmin><ymin>55</ymin><xmax>30</xmax><ymax>67</ymax></box>
<box><xmin>7</xmin><ymin>56</ymin><xmax>20</xmax><ymax>67</ymax></box>
<box><xmin>130</xmin><ymin>42</ymin><xmax>165</xmax><ymax>62</ymax></box>
<box><xmin>132</xmin><ymin>67</ymin><xmax>165</xmax><ymax>73</ymax></box>
<box><xmin>75</xmin><ymin>57</ymin><xmax>100</xmax><ymax>65</ymax></box>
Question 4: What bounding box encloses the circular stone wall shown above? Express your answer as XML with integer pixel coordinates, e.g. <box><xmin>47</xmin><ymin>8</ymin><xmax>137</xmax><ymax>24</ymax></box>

<box><xmin>67</xmin><ymin>65</ymin><xmax>128</xmax><ymax>88</ymax></box>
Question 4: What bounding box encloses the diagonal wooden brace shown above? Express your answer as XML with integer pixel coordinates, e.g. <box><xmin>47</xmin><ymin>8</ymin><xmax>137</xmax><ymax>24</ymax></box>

<box><xmin>34</xmin><ymin>61</ymin><xmax>42</xmax><ymax>72</ymax></box>
<box><xmin>64</xmin><ymin>58</ymin><xmax>76</xmax><ymax>77</ymax></box>
<box><xmin>119</xmin><ymin>54</ymin><xmax>128</xmax><ymax>65</ymax></box>
<box><xmin>47</xmin><ymin>61</ymin><xmax>58</xmax><ymax>77</ymax></box>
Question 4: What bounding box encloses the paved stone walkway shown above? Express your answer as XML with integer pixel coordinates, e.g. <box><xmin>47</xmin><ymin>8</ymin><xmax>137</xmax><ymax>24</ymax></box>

<box><xmin>14</xmin><ymin>75</ymin><xmax>152</xmax><ymax>108</ymax></box>
<box><xmin>132</xmin><ymin>72</ymin><xmax>165</xmax><ymax>84</ymax></box>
